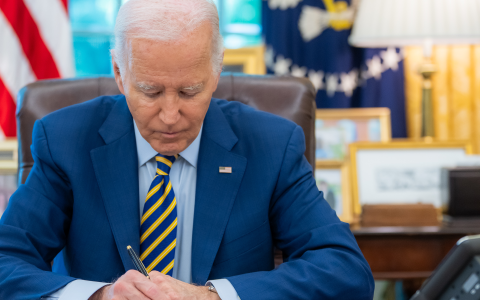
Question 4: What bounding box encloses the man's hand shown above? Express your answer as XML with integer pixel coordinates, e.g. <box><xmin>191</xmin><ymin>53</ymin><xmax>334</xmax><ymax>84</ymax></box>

<box><xmin>88</xmin><ymin>270</ymin><xmax>221</xmax><ymax>300</ymax></box>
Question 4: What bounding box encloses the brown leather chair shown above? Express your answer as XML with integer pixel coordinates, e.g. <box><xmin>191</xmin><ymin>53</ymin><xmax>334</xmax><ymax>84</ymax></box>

<box><xmin>16</xmin><ymin>73</ymin><xmax>316</xmax><ymax>185</ymax></box>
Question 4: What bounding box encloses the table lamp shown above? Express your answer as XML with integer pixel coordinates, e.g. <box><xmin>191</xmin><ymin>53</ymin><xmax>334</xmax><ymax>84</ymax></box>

<box><xmin>348</xmin><ymin>0</ymin><xmax>480</xmax><ymax>138</ymax></box>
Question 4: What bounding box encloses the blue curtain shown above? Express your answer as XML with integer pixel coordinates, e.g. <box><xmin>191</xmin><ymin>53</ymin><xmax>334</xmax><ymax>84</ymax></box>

<box><xmin>262</xmin><ymin>0</ymin><xmax>407</xmax><ymax>138</ymax></box>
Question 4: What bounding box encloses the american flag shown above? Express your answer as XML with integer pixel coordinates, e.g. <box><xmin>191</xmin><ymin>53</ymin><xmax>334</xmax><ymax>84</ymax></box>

<box><xmin>0</xmin><ymin>0</ymin><xmax>74</xmax><ymax>139</ymax></box>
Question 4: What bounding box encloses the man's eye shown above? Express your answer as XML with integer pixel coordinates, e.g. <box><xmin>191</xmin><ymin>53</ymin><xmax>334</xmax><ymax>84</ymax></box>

<box><xmin>145</xmin><ymin>91</ymin><xmax>161</xmax><ymax>98</ymax></box>
<box><xmin>180</xmin><ymin>91</ymin><xmax>197</xmax><ymax>98</ymax></box>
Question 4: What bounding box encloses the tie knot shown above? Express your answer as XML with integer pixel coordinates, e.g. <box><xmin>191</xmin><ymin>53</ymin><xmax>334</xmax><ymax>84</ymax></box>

<box><xmin>155</xmin><ymin>154</ymin><xmax>177</xmax><ymax>175</ymax></box>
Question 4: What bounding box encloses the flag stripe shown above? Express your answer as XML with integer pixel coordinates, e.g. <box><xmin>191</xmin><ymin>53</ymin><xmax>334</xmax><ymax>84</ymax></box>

<box><xmin>24</xmin><ymin>0</ymin><xmax>74</xmax><ymax>78</ymax></box>
<box><xmin>60</xmin><ymin>0</ymin><xmax>68</xmax><ymax>13</ymax></box>
<box><xmin>0</xmin><ymin>78</ymin><xmax>17</xmax><ymax>137</ymax></box>
<box><xmin>0</xmin><ymin>10</ymin><xmax>36</xmax><ymax>103</ymax></box>
<box><xmin>0</xmin><ymin>0</ymin><xmax>60</xmax><ymax>80</ymax></box>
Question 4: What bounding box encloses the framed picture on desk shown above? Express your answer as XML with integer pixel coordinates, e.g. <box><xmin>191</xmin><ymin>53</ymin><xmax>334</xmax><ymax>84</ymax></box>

<box><xmin>315</xmin><ymin>108</ymin><xmax>391</xmax><ymax>161</ymax></box>
<box><xmin>0</xmin><ymin>139</ymin><xmax>18</xmax><ymax>218</ymax></box>
<box><xmin>222</xmin><ymin>46</ymin><xmax>265</xmax><ymax>75</ymax></box>
<box><xmin>315</xmin><ymin>160</ymin><xmax>353</xmax><ymax>223</ymax></box>
<box><xmin>349</xmin><ymin>140</ymin><xmax>472</xmax><ymax>215</ymax></box>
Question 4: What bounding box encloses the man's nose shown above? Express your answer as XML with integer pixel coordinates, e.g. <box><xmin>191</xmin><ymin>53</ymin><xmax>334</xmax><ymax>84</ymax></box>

<box><xmin>159</xmin><ymin>95</ymin><xmax>181</xmax><ymax>125</ymax></box>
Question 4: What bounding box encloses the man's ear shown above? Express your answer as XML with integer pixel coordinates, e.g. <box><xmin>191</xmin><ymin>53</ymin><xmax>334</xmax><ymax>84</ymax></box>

<box><xmin>111</xmin><ymin>50</ymin><xmax>126</xmax><ymax>95</ymax></box>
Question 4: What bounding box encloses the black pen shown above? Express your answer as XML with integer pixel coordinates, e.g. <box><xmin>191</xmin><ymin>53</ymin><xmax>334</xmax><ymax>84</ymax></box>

<box><xmin>127</xmin><ymin>245</ymin><xmax>150</xmax><ymax>279</ymax></box>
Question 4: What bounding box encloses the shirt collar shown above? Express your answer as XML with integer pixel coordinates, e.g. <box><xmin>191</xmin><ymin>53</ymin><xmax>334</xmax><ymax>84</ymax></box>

<box><xmin>134</xmin><ymin>122</ymin><xmax>202</xmax><ymax>168</ymax></box>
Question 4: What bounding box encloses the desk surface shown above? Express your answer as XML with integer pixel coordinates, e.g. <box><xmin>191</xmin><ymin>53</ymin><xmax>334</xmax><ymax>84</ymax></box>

<box><xmin>352</xmin><ymin>225</ymin><xmax>480</xmax><ymax>236</ymax></box>
<box><xmin>351</xmin><ymin>226</ymin><xmax>480</xmax><ymax>280</ymax></box>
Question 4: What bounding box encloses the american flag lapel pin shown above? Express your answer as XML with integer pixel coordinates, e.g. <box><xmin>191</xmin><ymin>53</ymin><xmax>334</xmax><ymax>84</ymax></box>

<box><xmin>219</xmin><ymin>166</ymin><xmax>232</xmax><ymax>173</ymax></box>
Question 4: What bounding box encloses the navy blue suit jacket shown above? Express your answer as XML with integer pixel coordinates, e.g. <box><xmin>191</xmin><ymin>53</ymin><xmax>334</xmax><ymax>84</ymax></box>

<box><xmin>0</xmin><ymin>95</ymin><xmax>374</xmax><ymax>299</ymax></box>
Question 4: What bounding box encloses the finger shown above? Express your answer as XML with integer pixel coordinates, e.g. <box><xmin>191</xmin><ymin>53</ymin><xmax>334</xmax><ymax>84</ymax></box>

<box><xmin>148</xmin><ymin>271</ymin><xmax>177</xmax><ymax>294</ymax></box>
<box><xmin>110</xmin><ymin>281</ymin><xmax>151</xmax><ymax>300</ymax></box>
<box><xmin>124</xmin><ymin>269</ymin><xmax>149</xmax><ymax>281</ymax></box>
<box><xmin>111</xmin><ymin>271</ymin><xmax>154</xmax><ymax>300</ymax></box>
<box><xmin>133</xmin><ymin>278</ymin><xmax>167</xmax><ymax>300</ymax></box>
<box><xmin>149</xmin><ymin>271</ymin><xmax>173</xmax><ymax>283</ymax></box>
<box><xmin>146</xmin><ymin>272</ymin><xmax>190</xmax><ymax>300</ymax></box>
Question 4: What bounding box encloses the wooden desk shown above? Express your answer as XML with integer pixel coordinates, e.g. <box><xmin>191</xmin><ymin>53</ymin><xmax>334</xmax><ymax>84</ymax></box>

<box><xmin>352</xmin><ymin>226</ymin><xmax>480</xmax><ymax>295</ymax></box>
<box><xmin>274</xmin><ymin>226</ymin><xmax>480</xmax><ymax>295</ymax></box>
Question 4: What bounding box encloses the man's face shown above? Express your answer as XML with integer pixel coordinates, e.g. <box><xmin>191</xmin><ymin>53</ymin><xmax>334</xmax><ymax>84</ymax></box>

<box><xmin>113</xmin><ymin>22</ymin><xmax>221</xmax><ymax>156</ymax></box>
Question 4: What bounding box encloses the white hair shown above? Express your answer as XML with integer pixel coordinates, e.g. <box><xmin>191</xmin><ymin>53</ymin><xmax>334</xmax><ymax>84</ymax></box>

<box><xmin>112</xmin><ymin>0</ymin><xmax>224</xmax><ymax>76</ymax></box>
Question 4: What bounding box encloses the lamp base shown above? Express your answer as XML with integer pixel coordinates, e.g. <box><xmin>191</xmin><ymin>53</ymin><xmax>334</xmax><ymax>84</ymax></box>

<box><xmin>419</xmin><ymin>61</ymin><xmax>436</xmax><ymax>138</ymax></box>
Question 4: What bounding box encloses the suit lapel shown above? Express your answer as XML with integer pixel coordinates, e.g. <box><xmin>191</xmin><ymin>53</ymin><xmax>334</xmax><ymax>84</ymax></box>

<box><xmin>89</xmin><ymin>98</ymin><xmax>247</xmax><ymax>279</ymax></box>
<box><xmin>192</xmin><ymin>100</ymin><xmax>247</xmax><ymax>284</ymax></box>
<box><xmin>90</xmin><ymin>96</ymin><xmax>140</xmax><ymax>272</ymax></box>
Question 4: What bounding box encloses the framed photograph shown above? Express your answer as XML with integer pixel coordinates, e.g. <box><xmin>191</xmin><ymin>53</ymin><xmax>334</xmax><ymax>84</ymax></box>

<box><xmin>349</xmin><ymin>140</ymin><xmax>472</xmax><ymax>215</ymax></box>
<box><xmin>0</xmin><ymin>139</ymin><xmax>18</xmax><ymax>218</ymax></box>
<box><xmin>315</xmin><ymin>108</ymin><xmax>391</xmax><ymax>161</ymax></box>
<box><xmin>223</xmin><ymin>46</ymin><xmax>265</xmax><ymax>75</ymax></box>
<box><xmin>315</xmin><ymin>160</ymin><xmax>353</xmax><ymax>223</ymax></box>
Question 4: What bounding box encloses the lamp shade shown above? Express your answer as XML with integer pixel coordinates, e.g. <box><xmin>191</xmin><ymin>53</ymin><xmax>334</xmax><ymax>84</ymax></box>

<box><xmin>349</xmin><ymin>0</ymin><xmax>480</xmax><ymax>47</ymax></box>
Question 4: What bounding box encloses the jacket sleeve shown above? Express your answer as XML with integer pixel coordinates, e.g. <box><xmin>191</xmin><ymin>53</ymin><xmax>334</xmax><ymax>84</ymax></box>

<box><xmin>0</xmin><ymin>120</ymin><xmax>76</xmax><ymax>300</ymax></box>
<box><xmin>226</xmin><ymin>126</ymin><xmax>374</xmax><ymax>299</ymax></box>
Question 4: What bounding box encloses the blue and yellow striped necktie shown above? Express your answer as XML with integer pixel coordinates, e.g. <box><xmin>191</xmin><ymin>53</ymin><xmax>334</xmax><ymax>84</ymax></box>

<box><xmin>140</xmin><ymin>154</ymin><xmax>177</xmax><ymax>275</ymax></box>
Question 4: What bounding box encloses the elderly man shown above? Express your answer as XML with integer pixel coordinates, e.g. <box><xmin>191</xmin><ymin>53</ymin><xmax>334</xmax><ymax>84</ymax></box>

<box><xmin>0</xmin><ymin>0</ymin><xmax>374</xmax><ymax>299</ymax></box>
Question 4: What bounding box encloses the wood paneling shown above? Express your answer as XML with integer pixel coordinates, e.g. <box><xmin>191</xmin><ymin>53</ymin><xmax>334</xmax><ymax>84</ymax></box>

<box><xmin>450</xmin><ymin>46</ymin><xmax>472</xmax><ymax>140</ymax></box>
<box><xmin>432</xmin><ymin>46</ymin><xmax>450</xmax><ymax>140</ymax></box>
<box><xmin>405</xmin><ymin>45</ymin><xmax>480</xmax><ymax>152</ymax></box>
<box><xmin>404</xmin><ymin>47</ymin><xmax>423</xmax><ymax>139</ymax></box>
<box><xmin>472</xmin><ymin>46</ymin><xmax>480</xmax><ymax>153</ymax></box>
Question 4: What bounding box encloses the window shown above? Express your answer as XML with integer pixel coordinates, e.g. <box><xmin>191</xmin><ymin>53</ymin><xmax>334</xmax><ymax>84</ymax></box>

<box><xmin>219</xmin><ymin>0</ymin><xmax>262</xmax><ymax>48</ymax></box>
<box><xmin>69</xmin><ymin>0</ymin><xmax>262</xmax><ymax>77</ymax></box>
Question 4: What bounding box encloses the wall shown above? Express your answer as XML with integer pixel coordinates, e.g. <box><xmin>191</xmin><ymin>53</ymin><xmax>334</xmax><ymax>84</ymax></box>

<box><xmin>404</xmin><ymin>45</ymin><xmax>480</xmax><ymax>153</ymax></box>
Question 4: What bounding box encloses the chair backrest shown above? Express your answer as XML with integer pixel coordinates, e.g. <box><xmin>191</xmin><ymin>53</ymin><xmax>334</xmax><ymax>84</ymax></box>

<box><xmin>16</xmin><ymin>73</ymin><xmax>316</xmax><ymax>184</ymax></box>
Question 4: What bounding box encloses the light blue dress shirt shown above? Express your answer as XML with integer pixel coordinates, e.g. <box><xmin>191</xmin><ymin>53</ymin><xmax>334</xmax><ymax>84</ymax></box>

<box><xmin>46</xmin><ymin>122</ymin><xmax>238</xmax><ymax>300</ymax></box>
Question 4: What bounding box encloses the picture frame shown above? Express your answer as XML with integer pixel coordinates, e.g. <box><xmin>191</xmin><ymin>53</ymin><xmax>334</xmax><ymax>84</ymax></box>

<box><xmin>315</xmin><ymin>108</ymin><xmax>391</xmax><ymax>161</ymax></box>
<box><xmin>349</xmin><ymin>140</ymin><xmax>473</xmax><ymax>215</ymax></box>
<box><xmin>223</xmin><ymin>46</ymin><xmax>266</xmax><ymax>75</ymax></box>
<box><xmin>0</xmin><ymin>139</ymin><xmax>18</xmax><ymax>218</ymax></box>
<box><xmin>315</xmin><ymin>160</ymin><xmax>353</xmax><ymax>223</ymax></box>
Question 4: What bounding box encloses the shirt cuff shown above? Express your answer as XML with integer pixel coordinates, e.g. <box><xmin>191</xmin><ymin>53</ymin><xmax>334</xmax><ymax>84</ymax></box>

<box><xmin>207</xmin><ymin>279</ymin><xmax>241</xmax><ymax>300</ymax></box>
<box><xmin>47</xmin><ymin>279</ymin><xmax>109</xmax><ymax>300</ymax></box>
